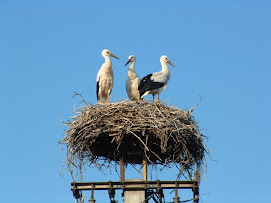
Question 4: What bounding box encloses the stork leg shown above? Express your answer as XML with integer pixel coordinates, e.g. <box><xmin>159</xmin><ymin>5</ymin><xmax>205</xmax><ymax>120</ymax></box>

<box><xmin>157</xmin><ymin>94</ymin><xmax>160</xmax><ymax>102</ymax></box>
<box><xmin>107</xmin><ymin>91</ymin><xmax>110</xmax><ymax>103</ymax></box>
<box><xmin>136</xmin><ymin>95</ymin><xmax>140</xmax><ymax>102</ymax></box>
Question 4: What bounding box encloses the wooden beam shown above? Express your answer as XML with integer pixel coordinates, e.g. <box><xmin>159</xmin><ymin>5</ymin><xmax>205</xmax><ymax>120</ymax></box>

<box><xmin>71</xmin><ymin>180</ymin><xmax>199</xmax><ymax>190</ymax></box>
<box><xmin>142</xmin><ymin>156</ymin><xmax>148</xmax><ymax>181</ymax></box>
<box><xmin>120</xmin><ymin>156</ymin><xmax>125</xmax><ymax>182</ymax></box>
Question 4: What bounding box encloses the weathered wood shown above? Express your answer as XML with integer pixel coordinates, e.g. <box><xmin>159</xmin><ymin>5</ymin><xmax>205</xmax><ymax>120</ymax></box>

<box><xmin>120</xmin><ymin>156</ymin><xmax>125</xmax><ymax>182</ymax></box>
<box><xmin>142</xmin><ymin>156</ymin><xmax>148</xmax><ymax>181</ymax></box>
<box><xmin>71</xmin><ymin>180</ymin><xmax>199</xmax><ymax>190</ymax></box>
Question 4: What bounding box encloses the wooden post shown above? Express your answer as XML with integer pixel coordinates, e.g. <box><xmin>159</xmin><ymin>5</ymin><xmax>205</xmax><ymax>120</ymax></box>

<box><xmin>142</xmin><ymin>156</ymin><xmax>148</xmax><ymax>181</ymax></box>
<box><xmin>173</xmin><ymin>182</ymin><xmax>180</xmax><ymax>203</ymax></box>
<box><xmin>120</xmin><ymin>156</ymin><xmax>125</xmax><ymax>182</ymax></box>
<box><xmin>89</xmin><ymin>187</ymin><xmax>95</xmax><ymax>203</ymax></box>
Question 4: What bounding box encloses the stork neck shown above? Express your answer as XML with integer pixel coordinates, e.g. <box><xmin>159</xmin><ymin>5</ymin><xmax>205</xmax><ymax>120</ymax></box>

<box><xmin>128</xmin><ymin>61</ymin><xmax>138</xmax><ymax>79</ymax></box>
<box><xmin>128</xmin><ymin>61</ymin><xmax>135</xmax><ymax>71</ymax></box>
<box><xmin>104</xmin><ymin>56</ymin><xmax>112</xmax><ymax>66</ymax></box>
<box><xmin>161</xmin><ymin>61</ymin><xmax>170</xmax><ymax>75</ymax></box>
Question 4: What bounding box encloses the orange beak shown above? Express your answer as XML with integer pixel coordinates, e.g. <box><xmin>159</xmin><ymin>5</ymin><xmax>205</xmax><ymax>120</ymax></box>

<box><xmin>168</xmin><ymin>60</ymin><xmax>175</xmax><ymax>67</ymax></box>
<box><xmin>110</xmin><ymin>53</ymin><xmax>120</xmax><ymax>59</ymax></box>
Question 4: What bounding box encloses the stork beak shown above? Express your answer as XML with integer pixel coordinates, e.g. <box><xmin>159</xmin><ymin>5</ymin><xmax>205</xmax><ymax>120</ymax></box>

<box><xmin>168</xmin><ymin>60</ymin><xmax>175</xmax><ymax>67</ymax></box>
<box><xmin>125</xmin><ymin>59</ymin><xmax>131</xmax><ymax>66</ymax></box>
<box><xmin>110</xmin><ymin>53</ymin><xmax>120</xmax><ymax>60</ymax></box>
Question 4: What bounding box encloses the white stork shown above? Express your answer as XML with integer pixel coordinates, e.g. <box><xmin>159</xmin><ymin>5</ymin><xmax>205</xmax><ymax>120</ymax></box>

<box><xmin>125</xmin><ymin>55</ymin><xmax>141</xmax><ymax>101</ymax></box>
<box><xmin>96</xmin><ymin>49</ymin><xmax>119</xmax><ymax>103</ymax></box>
<box><xmin>138</xmin><ymin>55</ymin><xmax>174</xmax><ymax>101</ymax></box>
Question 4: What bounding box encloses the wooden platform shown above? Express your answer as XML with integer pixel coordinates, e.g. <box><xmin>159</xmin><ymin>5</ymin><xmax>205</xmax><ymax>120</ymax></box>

<box><xmin>71</xmin><ymin>180</ymin><xmax>199</xmax><ymax>202</ymax></box>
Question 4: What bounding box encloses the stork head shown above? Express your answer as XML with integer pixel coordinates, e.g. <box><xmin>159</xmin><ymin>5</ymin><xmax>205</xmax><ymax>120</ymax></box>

<box><xmin>125</xmin><ymin>55</ymin><xmax>136</xmax><ymax>66</ymax></box>
<box><xmin>160</xmin><ymin>55</ymin><xmax>174</xmax><ymax>67</ymax></box>
<box><xmin>102</xmin><ymin>49</ymin><xmax>120</xmax><ymax>59</ymax></box>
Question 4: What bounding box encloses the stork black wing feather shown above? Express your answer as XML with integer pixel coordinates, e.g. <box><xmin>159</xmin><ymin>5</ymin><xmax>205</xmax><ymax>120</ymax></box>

<box><xmin>138</xmin><ymin>74</ymin><xmax>165</xmax><ymax>97</ymax></box>
<box><xmin>138</xmin><ymin>74</ymin><xmax>152</xmax><ymax>90</ymax></box>
<box><xmin>96</xmin><ymin>81</ymin><xmax>99</xmax><ymax>100</ymax></box>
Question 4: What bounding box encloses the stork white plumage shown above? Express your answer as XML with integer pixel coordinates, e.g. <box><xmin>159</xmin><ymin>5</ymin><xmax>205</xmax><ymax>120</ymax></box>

<box><xmin>96</xmin><ymin>49</ymin><xmax>119</xmax><ymax>103</ymax></box>
<box><xmin>138</xmin><ymin>55</ymin><xmax>174</xmax><ymax>101</ymax></box>
<box><xmin>125</xmin><ymin>55</ymin><xmax>141</xmax><ymax>101</ymax></box>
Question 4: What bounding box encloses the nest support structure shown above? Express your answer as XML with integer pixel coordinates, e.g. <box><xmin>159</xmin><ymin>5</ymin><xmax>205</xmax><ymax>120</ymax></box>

<box><xmin>60</xmin><ymin>100</ymin><xmax>208</xmax><ymax>180</ymax></box>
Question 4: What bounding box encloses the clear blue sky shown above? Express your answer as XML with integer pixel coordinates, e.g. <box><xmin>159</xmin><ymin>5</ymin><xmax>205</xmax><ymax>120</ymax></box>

<box><xmin>1</xmin><ymin>0</ymin><xmax>271</xmax><ymax>202</ymax></box>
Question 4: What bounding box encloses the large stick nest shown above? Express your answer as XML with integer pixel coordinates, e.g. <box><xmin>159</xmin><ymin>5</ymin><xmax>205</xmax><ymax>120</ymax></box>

<box><xmin>60</xmin><ymin>100</ymin><xmax>208</xmax><ymax>178</ymax></box>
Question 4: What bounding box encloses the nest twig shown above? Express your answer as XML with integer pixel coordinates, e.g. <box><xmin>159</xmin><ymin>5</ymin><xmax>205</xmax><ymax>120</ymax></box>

<box><xmin>59</xmin><ymin>99</ymin><xmax>208</xmax><ymax>180</ymax></box>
